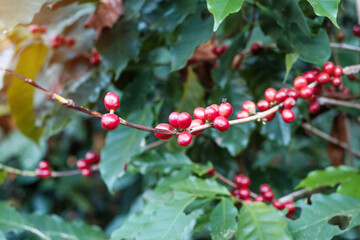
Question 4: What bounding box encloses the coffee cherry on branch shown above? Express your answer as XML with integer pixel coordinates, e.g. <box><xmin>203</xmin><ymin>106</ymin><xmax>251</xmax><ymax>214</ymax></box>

<box><xmin>213</xmin><ymin>116</ymin><xmax>229</xmax><ymax>132</ymax></box>
<box><xmin>284</xmin><ymin>201</ymin><xmax>296</xmax><ymax>214</ymax></box>
<box><xmin>275</xmin><ymin>90</ymin><xmax>287</xmax><ymax>103</ymax></box>
<box><xmin>36</xmin><ymin>169</ymin><xmax>52</xmax><ymax>178</ymax></box>
<box><xmin>85</xmin><ymin>151</ymin><xmax>100</xmax><ymax>164</ymax></box>
<box><xmin>177</xmin><ymin>112</ymin><xmax>192</xmax><ymax>129</ymax></box>
<box><xmin>259</xmin><ymin>184</ymin><xmax>271</xmax><ymax>195</ymax></box>
<box><xmin>283</xmin><ymin>97</ymin><xmax>296</xmax><ymax>109</ymax></box>
<box><xmin>154</xmin><ymin>123</ymin><xmax>173</xmax><ymax>139</ymax></box>
<box><xmin>218</xmin><ymin>102</ymin><xmax>233</xmax><ymax>119</ymax></box>
<box><xmin>264</xmin><ymin>112</ymin><xmax>276</xmax><ymax>122</ymax></box>
<box><xmin>336</xmin><ymin>31</ymin><xmax>345</xmax><ymax>42</ymax></box>
<box><xmin>287</xmin><ymin>89</ymin><xmax>300</xmax><ymax>100</ymax></box>
<box><xmin>231</xmin><ymin>189</ymin><xmax>241</xmax><ymax>199</ymax></box>
<box><xmin>193</xmin><ymin>107</ymin><xmax>206</xmax><ymax>121</ymax></box>
<box><xmin>331</xmin><ymin>77</ymin><xmax>342</xmax><ymax>87</ymax></box>
<box><xmin>255</xmin><ymin>195</ymin><xmax>265</xmax><ymax>202</ymax></box>
<box><xmin>29</xmin><ymin>24</ymin><xmax>39</xmax><ymax>33</ymax></box>
<box><xmin>272</xmin><ymin>200</ymin><xmax>285</xmax><ymax>210</ymax></box>
<box><xmin>250</xmin><ymin>42</ymin><xmax>263</xmax><ymax>55</ymax></box>
<box><xmin>101</xmin><ymin>113</ymin><xmax>120</xmax><ymax>130</ymax></box>
<box><xmin>206</xmin><ymin>168</ymin><xmax>215</xmax><ymax>176</ymax></box>
<box><xmin>104</xmin><ymin>92</ymin><xmax>120</xmax><ymax>111</ymax></box>
<box><xmin>243</xmin><ymin>198</ymin><xmax>253</xmax><ymax>204</ymax></box>
<box><xmin>257</xmin><ymin>100</ymin><xmax>270</xmax><ymax>111</ymax></box>
<box><xmin>353</xmin><ymin>24</ymin><xmax>360</xmax><ymax>37</ymax></box>
<box><xmin>317</xmin><ymin>72</ymin><xmax>330</xmax><ymax>84</ymax></box>
<box><xmin>308</xmin><ymin>102</ymin><xmax>320</xmax><ymax>114</ymax></box>
<box><xmin>90</xmin><ymin>49</ymin><xmax>101</xmax><ymax>66</ymax></box>
<box><xmin>77</xmin><ymin>159</ymin><xmax>88</xmax><ymax>169</ymax></box>
<box><xmin>212</xmin><ymin>45</ymin><xmax>227</xmax><ymax>57</ymax></box>
<box><xmin>189</xmin><ymin>119</ymin><xmax>204</xmax><ymax>135</ymax></box>
<box><xmin>308</xmin><ymin>94</ymin><xmax>317</xmax><ymax>103</ymax></box>
<box><xmin>238</xmin><ymin>188</ymin><xmax>251</xmax><ymax>199</ymax></box>
<box><xmin>242</xmin><ymin>100</ymin><xmax>256</xmax><ymax>113</ymax></box>
<box><xmin>234</xmin><ymin>174</ymin><xmax>251</xmax><ymax>188</ymax></box>
<box><xmin>264</xmin><ymin>88</ymin><xmax>277</xmax><ymax>102</ymax></box>
<box><xmin>323</xmin><ymin>62</ymin><xmax>335</xmax><ymax>75</ymax></box>
<box><xmin>205</xmin><ymin>106</ymin><xmax>218</xmax><ymax>121</ymax></box>
<box><xmin>333</xmin><ymin>66</ymin><xmax>343</xmax><ymax>77</ymax></box>
<box><xmin>282</xmin><ymin>109</ymin><xmax>295</xmax><ymax>123</ymax></box>
<box><xmin>263</xmin><ymin>191</ymin><xmax>274</xmax><ymax>201</ymax></box>
<box><xmin>38</xmin><ymin>160</ymin><xmax>50</xmax><ymax>170</ymax></box>
<box><xmin>210</xmin><ymin>104</ymin><xmax>219</xmax><ymax>113</ymax></box>
<box><xmin>303</xmin><ymin>71</ymin><xmax>316</xmax><ymax>83</ymax></box>
<box><xmin>81</xmin><ymin>167</ymin><xmax>92</xmax><ymax>177</ymax></box>
<box><xmin>299</xmin><ymin>87</ymin><xmax>314</xmax><ymax>99</ymax></box>
<box><xmin>293</xmin><ymin>76</ymin><xmax>308</xmax><ymax>90</ymax></box>
<box><xmin>311</xmin><ymin>67</ymin><xmax>322</xmax><ymax>76</ymax></box>
<box><xmin>341</xmin><ymin>87</ymin><xmax>351</xmax><ymax>95</ymax></box>
<box><xmin>313</xmin><ymin>85</ymin><xmax>322</xmax><ymax>95</ymax></box>
<box><xmin>177</xmin><ymin>132</ymin><xmax>193</xmax><ymax>146</ymax></box>
<box><xmin>169</xmin><ymin>112</ymin><xmax>180</xmax><ymax>128</ymax></box>
<box><xmin>348</xmin><ymin>74</ymin><xmax>356</xmax><ymax>81</ymax></box>
<box><xmin>236</xmin><ymin>110</ymin><xmax>250</xmax><ymax>119</ymax></box>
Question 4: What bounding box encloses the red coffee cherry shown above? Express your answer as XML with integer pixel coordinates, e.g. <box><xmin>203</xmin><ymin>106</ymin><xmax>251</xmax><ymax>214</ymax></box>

<box><xmin>243</xmin><ymin>198</ymin><xmax>253</xmax><ymax>204</ymax></box>
<box><xmin>234</xmin><ymin>174</ymin><xmax>251</xmax><ymax>188</ymax></box>
<box><xmin>294</xmin><ymin>76</ymin><xmax>308</xmax><ymax>90</ymax></box>
<box><xmin>281</xmin><ymin>109</ymin><xmax>295</xmax><ymax>123</ymax></box>
<box><xmin>300</xmin><ymin>87</ymin><xmax>314</xmax><ymax>99</ymax></box>
<box><xmin>309</xmin><ymin>102</ymin><xmax>320</xmax><ymax>114</ymax></box>
<box><xmin>36</xmin><ymin>169</ymin><xmax>51</xmax><ymax>178</ymax></box>
<box><xmin>308</xmin><ymin>94</ymin><xmax>318</xmax><ymax>103</ymax></box>
<box><xmin>341</xmin><ymin>87</ymin><xmax>351</xmax><ymax>95</ymax></box>
<box><xmin>284</xmin><ymin>201</ymin><xmax>296</xmax><ymax>213</ymax></box>
<box><xmin>213</xmin><ymin>116</ymin><xmax>230</xmax><ymax>132</ymax></box>
<box><xmin>29</xmin><ymin>24</ymin><xmax>39</xmax><ymax>33</ymax></box>
<box><xmin>272</xmin><ymin>200</ymin><xmax>285</xmax><ymax>210</ymax></box>
<box><xmin>257</xmin><ymin>100</ymin><xmax>270</xmax><ymax>111</ymax></box>
<box><xmin>331</xmin><ymin>77</ymin><xmax>342</xmax><ymax>87</ymax></box>
<box><xmin>65</xmin><ymin>37</ymin><xmax>76</xmax><ymax>47</ymax></box>
<box><xmin>177</xmin><ymin>112</ymin><xmax>192</xmax><ymax>129</ymax></box>
<box><xmin>317</xmin><ymin>72</ymin><xmax>330</xmax><ymax>84</ymax></box>
<box><xmin>189</xmin><ymin>119</ymin><xmax>204</xmax><ymax>135</ymax></box>
<box><xmin>210</xmin><ymin>104</ymin><xmax>219</xmax><ymax>113</ymax></box>
<box><xmin>206</xmin><ymin>168</ymin><xmax>215</xmax><ymax>176</ymax></box>
<box><xmin>283</xmin><ymin>97</ymin><xmax>296</xmax><ymax>109</ymax></box>
<box><xmin>287</xmin><ymin>89</ymin><xmax>300</xmax><ymax>100</ymax></box>
<box><xmin>177</xmin><ymin>132</ymin><xmax>193</xmax><ymax>146</ymax></box>
<box><xmin>311</xmin><ymin>67</ymin><xmax>322</xmax><ymax>76</ymax></box>
<box><xmin>353</xmin><ymin>24</ymin><xmax>360</xmax><ymax>37</ymax></box>
<box><xmin>259</xmin><ymin>184</ymin><xmax>271</xmax><ymax>195</ymax></box>
<box><xmin>323</xmin><ymin>62</ymin><xmax>335</xmax><ymax>75</ymax></box>
<box><xmin>333</xmin><ymin>66</ymin><xmax>343</xmax><ymax>77</ymax></box>
<box><xmin>101</xmin><ymin>113</ymin><xmax>120</xmax><ymax>130</ymax></box>
<box><xmin>264</xmin><ymin>88</ymin><xmax>277</xmax><ymax>102</ymax></box>
<box><xmin>38</xmin><ymin>160</ymin><xmax>50</xmax><ymax>170</ymax></box>
<box><xmin>231</xmin><ymin>189</ymin><xmax>241</xmax><ymax>199</ymax></box>
<box><xmin>154</xmin><ymin>123</ymin><xmax>173</xmax><ymax>140</ymax></box>
<box><xmin>327</xmin><ymin>86</ymin><xmax>336</xmax><ymax>93</ymax></box>
<box><xmin>205</xmin><ymin>106</ymin><xmax>218</xmax><ymax>121</ymax></box>
<box><xmin>38</xmin><ymin>26</ymin><xmax>47</xmax><ymax>34</ymax></box>
<box><xmin>313</xmin><ymin>85</ymin><xmax>322</xmax><ymax>95</ymax></box>
<box><xmin>255</xmin><ymin>195</ymin><xmax>265</xmax><ymax>202</ymax></box>
<box><xmin>236</xmin><ymin>110</ymin><xmax>250</xmax><ymax>119</ymax></box>
<box><xmin>348</xmin><ymin>74</ymin><xmax>356</xmax><ymax>81</ymax></box>
<box><xmin>193</xmin><ymin>107</ymin><xmax>206</xmax><ymax>121</ymax></box>
<box><xmin>104</xmin><ymin>92</ymin><xmax>120</xmax><ymax>111</ymax></box>
<box><xmin>275</xmin><ymin>90</ymin><xmax>287</xmax><ymax>103</ymax></box>
<box><xmin>169</xmin><ymin>112</ymin><xmax>180</xmax><ymax>128</ymax></box>
<box><xmin>264</xmin><ymin>112</ymin><xmax>276</xmax><ymax>122</ymax></box>
<box><xmin>212</xmin><ymin>46</ymin><xmax>226</xmax><ymax>57</ymax></box>
<box><xmin>218</xmin><ymin>102</ymin><xmax>233</xmax><ymax>119</ymax></box>
<box><xmin>239</xmin><ymin>188</ymin><xmax>251</xmax><ymax>199</ymax></box>
<box><xmin>303</xmin><ymin>71</ymin><xmax>316</xmax><ymax>83</ymax></box>
<box><xmin>250</xmin><ymin>42</ymin><xmax>263</xmax><ymax>55</ymax></box>
<box><xmin>85</xmin><ymin>151</ymin><xmax>100</xmax><ymax>164</ymax></box>
<box><xmin>77</xmin><ymin>159</ymin><xmax>88</xmax><ymax>169</ymax></box>
<box><xmin>81</xmin><ymin>167</ymin><xmax>92</xmax><ymax>177</ymax></box>
<box><xmin>336</xmin><ymin>31</ymin><xmax>345</xmax><ymax>42</ymax></box>
<box><xmin>90</xmin><ymin>49</ymin><xmax>101</xmax><ymax>66</ymax></box>
<box><xmin>242</xmin><ymin>100</ymin><xmax>256</xmax><ymax>113</ymax></box>
<box><xmin>263</xmin><ymin>191</ymin><xmax>274</xmax><ymax>201</ymax></box>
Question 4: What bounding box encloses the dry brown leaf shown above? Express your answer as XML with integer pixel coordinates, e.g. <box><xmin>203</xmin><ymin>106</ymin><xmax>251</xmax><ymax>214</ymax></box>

<box><xmin>327</xmin><ymin>114</ymin><xmax>346</xmax><ymax>166</ymax></box>
<box><xmin>84</xmin><ymin>0</ymin><xmax>124</xmax><ymax>39</ymax></box>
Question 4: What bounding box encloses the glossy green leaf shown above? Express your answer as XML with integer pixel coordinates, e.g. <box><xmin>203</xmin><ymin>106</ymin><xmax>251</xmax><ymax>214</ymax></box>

<box><xmin>288</xmin><ymin>193</ymin><xmax>360</xmax><ymax>239</ymax></box>
<box><xmin>171</xmin><ymin>176</ymin><xmax>230</xmax><ymax>197</ymax></box>
<box><xmin>236</xmin><ymin>202</ymin><xmax>292</xmax><ymax>240</ymax></box>
<box><xmin>260</xmin><ymin>113</ymin><xmax>291</xmax><ymax>146</ymax></box>
<box><xmin>100</xmin><ymin>106</ymin><xmax>154</xmax><ymax>192</ymax></box>
<box><xmin>209</xmin><ymin>198</ymin><xmax>237</xmax><ymax>240</ymax></box>
<box><xmin>307</xmin><ymin>0</ymin><xmax>340</xmax><ymax>28</ymax></box>
<box><xmin>296</xmin><ymin>166</ymin><xmax>358</xmax><ymax>190</ymax></box>
<box><xmin>7</xmin><ymin>43</ymin><xmax>48</xmax><ymax>142</ymax></box>
<box><xmin>336</xmin><ymin>174</ymin><xmax>360</xmax><ymax>199</ymax></box>
<box><xmin>206</xmin><ymin>0</ymin><xmax>245</xmax><ymax>31</ymax></box>
<box><xmin>284</xmin><ymin>53</ymin><xmax>299</xmax><ymax>83</ymax></box>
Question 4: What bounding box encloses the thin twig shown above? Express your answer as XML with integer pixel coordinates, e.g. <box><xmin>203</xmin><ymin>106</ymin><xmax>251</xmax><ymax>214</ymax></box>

<box><xmin>331</xmin><ymin>43</ymin><xmax>360</xmax><ymax>53</ymax></box>
<box><xmin>301</xmin><ymin>122</ymin><xmax>360</xmax><ymax>158</ymax></box>
<box><xmin>344</xmin><ymin>116</ymin><xmax>354</xmax><ymax>166</ymax></box>
<box><xmin>318</xmin><ymin>96</ymin><xmax>360</xmax><ymax>110</ymax></box>
<box><xmin>343</xmin><ymin>64</ymin><xmax>360</xmax><ymax>75</ymax></box>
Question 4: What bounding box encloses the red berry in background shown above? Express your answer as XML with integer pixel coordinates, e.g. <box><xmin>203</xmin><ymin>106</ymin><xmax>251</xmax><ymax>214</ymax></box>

<box><xmin>81</xmin><ymin>167</ymin><xmax>92</xmax><ymax>177</ymax></box>
<box><xmin>243</xmin><ymin>198</ymin><xmax>253</xmax><ymax>204</ymax></box>
<box><xmin>308</xmin><ymin>94</ymin><xmax>317</xmax><ymax>103</ymax></box>
<box><xmin>189</xmin><ymin>119</ymin><xmax>204</xmax><ymax>135</ymax></box>
<box><xmin>177</xmin><ymin>132</ymin><xmax>193</xmax><ymax>146</ymax></box>
<box><xmin>206</xmin><ymin>168</ymin><xmax>215</xmax><ymax>176</ymax></box>
<box><xmin>213</xmin><ymin>116</ymin><xmax>229</xmax><ymax>132</ymax></box>
<box><xmin>77</xmin><ymin>159</ymin><xmax>88</xmax><ymax>169</ymax></box>
<box><xmin>348</xmin><ymin>74</ymin><xmax>356</xmax><ymax>81</ymax></box>
<box><xmin>177</xmin><ymin>112</ymin><xmax>192</xmax><ymax>129</ymax></box>
<box><xmin>187</xmin><ymin>57</ymin><xmax>196</xmax><ymax>65</ymax></box>
<box><xmin>264</xmin><ymin>88</ymin><xmax>277</xmax><ymax>102</ymax></box>
<box><xmin>317</xmin><ymin>72</ymin><xmax>330</xmax><ymax>84</ymax></box>
<box><xmin>283</xmin><ymin>97</ymin><xmax>296</xmax><ymax>109</ymax></box>
<box><xmin>287</xmin><ymin>89</ymin><xmax>300</xmax><ymax>100</ymax></box>
<box><xmin>293</xmin><ymin>76</ymin><xmax>308</xmax><ymax>90</ymax></box>
<box><xmin>210</xmin><ymin>104</ymin><xmax>219</xmax><ymax>113</ymax></box>
<box><xmin>193</xmin><ymin>107</ymin><xmax>206</xmax><ymax>121</ymax></box>
<box><xmin>90</xmin><ymin>56</ymin><xmax>101</xmax><ymax>66</ymax></box>
<box><xmin>104</xmin><ymin>92</ymin><xmax>120</xmax><ymax>111</ymax></box>
<box><xmin>327</xmin><ymin>86</ymin><xmax>336</xmax><ymax>93</ymax></box>
<box><xmin>282</xmin><ymin>109</ymin><xmax>295</xmax><ymax>123</ymax></box>
<box><xmin>205</xmin><ymin>106</ymin><xmax>218</xmax><ymax>121</ymax></box>
<box><xmin>331</xmin><ymin>77</ymin><xmax>342</xmax><ymax>87</ymax></box>
<box><xmin>29</xmin><ymin>24</ymin><xmax>39</xmax><ymax>33</ymax></box>
<box><xmin>239</xmin><ymin>188</ymin><xmax>251</xmax><ymax>199</ymax></box>
<box><xmin>218</xmin><ymin>102</ymin><xmax>233</xmax><ymax>119</ymax></box>
<box><xmin>313</xmin><ymin>85</ymin><xmax>322</xmax><ymax>95</ymax></box>
<box><xmin>333</xmin><ymin>66</ymin><xmax>343</xmax><ymax>77</ymax></box>
<box><xmin>236</xmin><ymin>110</ymin><xmax>250</xmax><ymax>119</ymax></box>
<box><xmin>341</xmin><ymin>87</ymin><xmax>351</xmax><ymax>95</ymax></box>
<box><xmin>264</xmin><ymin>112</ymin><xmax>276</xmax><ymax>122</ymax></box>
<box><xmin>255</xmin><ymin>195</ymin><xmax>265</xmax><ymax>202</ymax></box>
<box><xmin>38</xmin><ymin>26</ymin><xmax>47</xmax><ymax>34</ymax></box>
<box><xmin>309</xmin><ymin>102</ymin><xmax>320</xmax><ymax>114</ymax></box>
<box><xmin>169</xmin><ymin>112</ymin><xmax>180</xmax><ymax>128</ymax></box>
<box><xmin>213</xmin><ymin>61</ymin><xmax>218</xmax><ymax>68</ymax></box>
<box><xmin>36</xmin><ymin>169</ymin><xmax>51</xmax><ymax>178</ymax></box>
<box><xmin>234</xmin><ymin>174</ymin><xmax>251</xmax><ymax>188</ymax></box>
<box><xmin>353</xmin><ymin>24</ymin><xmax>360</xmax><ymax>37</ymax></box>
<box><xmin>242</xmin><ymin>100</ymin><xmax>256</xmax><ymax>113</ymax></box>
<box><xmin>65</xmin><ymin>37</ymin><xmax>76</xmax><ymax>47</ymax></box>
<box><xmin>257</xmin><ymin>100</ymin><xmax>270</xmax><ymax>111</ymax></box>
<box><xmin>101</xmin><ymin>113</ymin><xmax>120</xmax><ymax>130</ymax></box>
<box><xmin>311</xmin><ymin>67</ymin><xmax>322</xmax><ymax>76</ymax></box>
<box><xmin>300</xmin><ymin>86</ymin><xmax>314</xmax><ymax>99</ymax></box>
<box><xmin>85</xmin><ymin>151</ymin><xmax>100</xmax><ymax>164</ymax></box>
<box><xmin>231</xmin><ymin>188</ymin><xmax>241</xmax><ymax>198</ymax></box>
<box><xmin>259</xmin><ymin>184</ymin><xmax>271</xmax><ymax>195</ymax></box>
<box><xmin>272</xmin><ymin>200</ymin><xmax>285</xmax><ymax>210</ymax></box>
<box><xmin>323</xmin><ymin>62</ymin><xmax>335</xmax><ymax>75</ymax></box>
<box><xmin>38</xmin><ymin>160</ymin><xmax>50</xmax><ymax>170</ymax></box>
<box><xmin>336</xmin><ymin>31</ymin><xmax>345</xmax><ymax>42</ymax></box>
<box><xmin>263</xmin><ymin>191</ymin><xmax>274</xmax><ymax>201</ymax></box>
<box><xmin>284</xmin><ymin>201</ymin><xmax>296</xmax><ymax>213</ymax></box>
<box><xmin>212</xmin><ymin>46</ymin><xmax>224</xmax><ymax>56</ymax></box>
<box><xmin>303</xmin><ymin>71</ymin><xmax>316</xmax><ymax>83</ymax></box>
<box><xmin>275</xmin><ymin>90</ymin><xmax>287</xmax><ymax>103</ymax></box>
<box><xmin>154</xmin><ymin>123</ymin><xmax>173</xmax><ymax>140</ymax></box>
<box><xmin>250</xmin><ymin>42</ymin><xmax>263</xmax><ymax>55</ymax></box>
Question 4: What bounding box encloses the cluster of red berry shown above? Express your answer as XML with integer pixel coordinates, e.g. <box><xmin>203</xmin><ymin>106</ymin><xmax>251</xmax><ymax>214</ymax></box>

<box><xmin>231</xmin><ymin>175</ymin><xmax>295</xmax><ymax>217</ymax></box>
<box><xmin>51</xmin><ymin>35</ymin><xmax>76</xmax><ymax>49</ymax></box>
<box><xmin>76</xmin><ymin>151</ymin><xmax>100</xmax><ymax>177</ymax></box>
<box><xmin>35</xmin><ymin>161</ymin><xmax>52</xmax><ymax>178</ymax></box>
<box><xmin>154</xmin><ymin>100</ymin><xmax>233</xmax><ymax>146</ymax></box>
<box><xmin>101</xmin><ymin>92</ymin><xmax>121</xmax><ymax>130</ymax></box>
<box><xmin>29</xmin><ymin>24</ymin><xmax>47</xmax><ymax>34</ymax></box>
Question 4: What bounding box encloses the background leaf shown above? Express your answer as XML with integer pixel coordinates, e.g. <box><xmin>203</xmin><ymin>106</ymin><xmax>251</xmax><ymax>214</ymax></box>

<box><xmin>209</xmin><ymin>198</ymin><xmax>237</xmax><ymax>240</ymax></box>
<box><xmin>306</xmin><ymin>0</ymin><xmax>340</xmax><ymax>28</ymax></box>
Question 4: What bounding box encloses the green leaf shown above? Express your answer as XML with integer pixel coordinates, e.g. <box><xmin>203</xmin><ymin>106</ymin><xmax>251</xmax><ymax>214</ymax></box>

<box><xmin>100</xmin><ymin>106</ymin><xmax>154</xmax><ymax>192</ymax></box>
<box><xmin>0</xmin><ymin>0</ymin><xmax>47</xmax><ymax>31</ymax></box>
<box><xmin>7</xmin><ymin>43</ymin><xmax>48</xmax><ymax>142</ymax></box>
<box><xmin>236</xmin><ymin>202</ymin><xmax>292</xmax><ymax>240</ymax></box>
<box><xmin>336</xmin><ymin>174</ymin><xmax>360</xmax><ymax>199</ymax></box>
<box><xmin>307</xmin><ymin>0</ymin><xmax>340</xmax><ymax>28</ymax></box>
<box><xmin>206</xmin><ymin>0</ymin><xmax>245</xmax><ymax>31</ymax></box>
<box><xmin>284</xmin><ymin>53</ymin><xmax>299</xmax><ymax>83</ymax></box>
<box><xmin>260</xmin><ymin>112</ymin><xmax>291</xmax><ymax>146</ymax></box>
<box><xmin>170</xmin><ymin>10</ymin><xmax>213</xmax><ymax>71</ymax></box>
<box><xmin>190</xmin><ymin>161</ymin><xmax>213</xmax><ymax>176</ymax></box>
<box><xmin>96</xmin><ymin>19</ymin><xmax>140</xmax><ymax>78</ymax></box>
<box><xmin>209</xmin><ymin>198</ymin><xmax>237</xmax><ymax>240</ymax></box>
<box><xmin>288</xmin><ymin>193</ymin><xmax>360</xmax><ymax>239</ymax></box>
<box><xmin>0</xmin><ymin>231</ymin><xmax>5</xmax><ymax>240</ymax></box>
<box><xmin>0</xmin><ymin>171</ymin><xmax>6</xmax><ymax>185</ymax></box>
<box><xmin>296</xmin><ymin>166</ymin><xmax>358</xmax><ymax>190</ymax></box>
<box><xmin>171</xmin><ymin>176</ymin><xmax>230</xmax><ymax>197</ymax></box>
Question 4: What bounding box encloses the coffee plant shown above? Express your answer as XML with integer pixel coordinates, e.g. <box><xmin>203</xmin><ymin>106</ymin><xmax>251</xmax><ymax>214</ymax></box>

<box><xmin>1</xmin><ymin>0</ymin><xmax>360</xmax><ymax>239</ymax></box>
